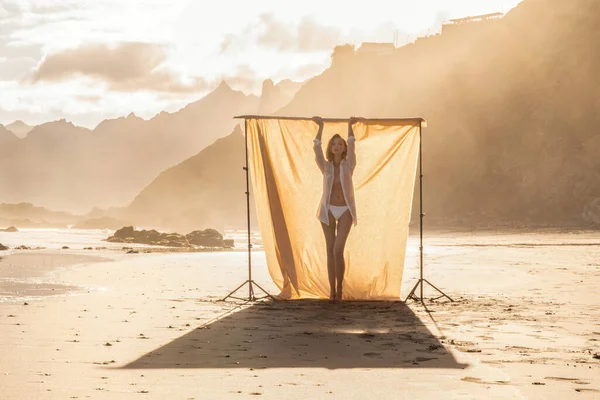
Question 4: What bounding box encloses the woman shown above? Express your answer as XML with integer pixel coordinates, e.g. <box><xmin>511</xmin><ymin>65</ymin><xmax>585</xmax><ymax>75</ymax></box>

<box><xmin>312</xmin><ymin>116</ymin><xmax>358</xmax><ymax>302</ymax></box>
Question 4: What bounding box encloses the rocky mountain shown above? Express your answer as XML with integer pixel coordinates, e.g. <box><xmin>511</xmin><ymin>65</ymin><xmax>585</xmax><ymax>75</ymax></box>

<box><xmin>0</xmin><ymin>82</ymin><xmax>259</xmax><ymax>214</ymax></box>
<box><xmin>120</xmin><ymin>126</ymin><xmax>252</xmax><ymax>233</ymax></box>
<box><xmin>5</xmin><ymin>120</ymin><xmax>33</xmax><ymax>138</ymax></box>
<box><xmin>0</xmin><ymin>203</ymin><xmax>78</xmax><ymax>228</ymax></box>
<box><xmin>114</xmin><ymin>79</ymin><xmax>303</xmax><ymax>231</ymax></box>
<box><xmin>275</xmin><ymin>0</ymin><xmax>600</xmax><ymax>227</ymax></box>
<box><xmin>0</xmin><ymin>120</ymin><xmax>93</xmax><ymax>209</ymax></box>
<box><xmin>258</xmin><ymin>79</ymin><xmax>304</xmax><ymax>115</ymax></box>
<box><xmin>0</xmin><ymin>124</ymin><xmax>18</xmax><ymax>145</ymax></box>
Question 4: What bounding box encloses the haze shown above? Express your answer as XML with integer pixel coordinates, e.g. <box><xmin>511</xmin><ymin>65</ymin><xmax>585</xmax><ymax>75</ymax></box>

<box><xmin>1</xmin><ymin>0</ymin><xmax>519</xmax><ymax>128</ymax></box>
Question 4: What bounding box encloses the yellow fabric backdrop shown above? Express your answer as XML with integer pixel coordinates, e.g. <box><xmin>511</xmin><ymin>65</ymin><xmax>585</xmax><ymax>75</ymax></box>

<box><xmin>246</xmin><ymin>118</ymin><xmax>421</xmax><ymax>300</ymax></box>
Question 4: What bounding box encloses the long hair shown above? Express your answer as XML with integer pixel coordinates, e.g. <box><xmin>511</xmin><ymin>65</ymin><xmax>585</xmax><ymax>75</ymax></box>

<box><xmin>326</xmin><ymin>134</ymin><xmax>347</xmax><ymax>162</ymax></box>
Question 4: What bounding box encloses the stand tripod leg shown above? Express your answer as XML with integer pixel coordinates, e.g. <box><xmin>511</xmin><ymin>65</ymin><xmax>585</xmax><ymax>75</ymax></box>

<box><xmin>405</xmin><ymin>279</ymin><xmax>453</xmax><ymax>302</ymax></box>
<box><xmin>252</xmin><ymin>281</ymin><xmax>276</xmax><ymax>300</ymax></box>
<box><xmin>220</xmin><ymin>280</ymin><xmax>275</xmax><ymax>302</ymax></box>
<box><xmin>406</xmin><ymin>279</ymin><xmax>422</xmax><ymax>302</ymax></box>
<box><xmin>423</xmin><ymin>279</ymin><xmax>453</xmax><ymax>302</ymax></box>
<box><xmin>221</xmin><ymin>280</ymin><xmax>250</xmax><ymax>301</ymax></box>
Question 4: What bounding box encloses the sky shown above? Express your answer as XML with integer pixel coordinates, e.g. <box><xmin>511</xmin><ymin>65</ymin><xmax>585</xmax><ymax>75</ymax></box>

<box><xmin>0</xmin><ymin>0</ymin><xmax>522</xmax><ymax>129</ymax></box>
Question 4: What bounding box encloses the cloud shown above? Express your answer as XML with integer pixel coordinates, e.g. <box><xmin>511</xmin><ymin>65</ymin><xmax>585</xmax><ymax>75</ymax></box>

<box><xmin>0</xmin><ymin>0</ymin><xmax>22</xmax><ymax>15</ymax></box>
<box><xmin>0</xmin><ymin>7</ymin><xmax>43</xmax><ymax>81</ymax></box>
<box><xmin>0</xmin><ymin>56</ymin><xmax>38</xmax><ymax>80</ymax></box>
<box><xmin>289</xmin><ymin>63</ymin><xmax>327</xmax><ymax>79</ymax></box>
<box><xmin>256</xmin><ymin>14</ymin><xmax>297</xmax><ymax>51</ymax></box>
<box><xmin>296</xmin><ymin>18</ymin><xmax>345</xmax><ymax>51</ymax></box>
<box><xmin>75</xmin><ymin>94</ymin><xmax>102</xmax><ymax>104</ymax></box>
<box><xmin>256</xmin><ymin>14</ymin><xmax>346</xmax><ymax>51</ymax></box>
<box><xmin>29</xmin><ymin>3</ymin><xmax>79</xmax><ymax>15</ymax></box>
<box><xmin>29</xmin><ymin>42</ymin><xmax>209</xmax><ymax>93</ymax></box>
<box><xmin>220</xmin><ymin>13</ymin><xmax>350</xmax><ymax>55</ymax></box>
<box><xmin>32</xmin><ymin>42</ymin><xmax>165</xmax><ymax>82</ymax></box>
<box><xmin>220</xmin><ymin>12</ymin><xmax>409</xmax><ymax>56</ymax></box>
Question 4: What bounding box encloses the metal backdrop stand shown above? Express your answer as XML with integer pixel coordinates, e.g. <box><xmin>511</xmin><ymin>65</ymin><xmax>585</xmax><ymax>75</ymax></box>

<box><xmin>221</xmin><ymin>116</ymin><xmax>451</xmax><ymax>303</ymax></box>
<box><xmin>221</xmin><ymin>118</ymin><xmax>274</xmax><ymax>302</ymax></box>
<box><xmin>405</xmin><ymin>120</ymin><xmax>453</xmax><ymax>303</ymax></box>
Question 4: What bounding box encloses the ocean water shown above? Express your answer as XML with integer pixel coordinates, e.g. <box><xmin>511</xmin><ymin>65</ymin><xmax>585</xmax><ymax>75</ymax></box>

<box><xmin>0</xmin><ymin>228</ymin><xmax>263</xmax><ymax>254</ymax></box>
<box><xmin>3</xmin><ymin>227</ymin><xmax>596</xmax><ymax>257</ymax></box>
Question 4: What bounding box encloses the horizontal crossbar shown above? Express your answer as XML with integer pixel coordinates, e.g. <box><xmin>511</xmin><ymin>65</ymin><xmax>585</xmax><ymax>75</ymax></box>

<box><xmin>234</xmin><ymin>115</ymin><xmax>426</xmax><ymax>123</ymax></box>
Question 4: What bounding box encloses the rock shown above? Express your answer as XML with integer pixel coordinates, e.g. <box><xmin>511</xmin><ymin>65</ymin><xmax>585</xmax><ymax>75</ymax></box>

<box><xmin>15</xmin><ymin>245</ymin><xmax>30</xmax><ymax>250</ymax></box>
<box><xmin>106</xmin><ymin>227</ymin><xmax>190</xmax><ymax>247</ymax></box>
<box><xmin>105</xmin><ymin>226</ymin><xmax>233</xmax><ymax>248</ymax></box>
<box><xmin>62</xmin><ymin>246</ymin><xmax>70</xmax><ymax>249</ymax></box>
<box><xmin>159</xmin><ymin>233</ymin><xmax>188</xmax><ymax>247</ymax></box>
<box><xmin>112</xmin><ymin>226</ymin><xmax>135</xmax><ymax>239</ymax></box>
<box><xmin>186</xmin><ymin>229</ymin><xmax>234</xmax><ymax>248</ymax></box>
<box><xmin>0</xmin><ymin>226</ymin><xmax>18</xmax><ymax>232</ymax></box>
<box><xmin>0</xmin><ymin>243</ymin><xmax>8</xmax><ymax>250</ymax></box>
<box><xmin>582</xmin><ymin>198</ymin><xmax>600</xmax><ymax>225</ymax></box>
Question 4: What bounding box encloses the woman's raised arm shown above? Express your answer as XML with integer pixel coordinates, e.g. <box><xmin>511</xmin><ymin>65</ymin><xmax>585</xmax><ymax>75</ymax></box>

<box><xmin>312</xmin><ymin>116</ymin><xmax>326</xmax><ymax>173</ymax></box>
<box><xmin>347</xmin><ymin>117</ymin><xmax>358</xmax><ymax>171</ymax></box>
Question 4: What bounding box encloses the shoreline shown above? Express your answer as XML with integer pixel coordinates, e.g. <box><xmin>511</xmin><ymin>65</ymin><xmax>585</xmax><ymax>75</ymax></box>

<box><xmin>0</xmin><ymin>251</ymin><xmax>113</xmax><ymax>303</ymax></box>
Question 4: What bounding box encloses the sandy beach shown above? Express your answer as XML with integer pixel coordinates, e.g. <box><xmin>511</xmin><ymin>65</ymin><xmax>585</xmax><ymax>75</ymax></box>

<box><xmin>1</xmin><ymin>231</ymin><xmax>599</xmax><ymax>399</ymax></box>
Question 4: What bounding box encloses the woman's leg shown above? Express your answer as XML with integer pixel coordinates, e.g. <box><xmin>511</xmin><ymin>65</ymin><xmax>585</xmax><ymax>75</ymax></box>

<box><xmin>321</xmin><ymin>212</ymin><xmax>337</xmax><ymax>301</ymax></box>
<box><xmin>333</xmin><ymin>211</ymin><xmax>353</xmax><ymax>301</ymax></box>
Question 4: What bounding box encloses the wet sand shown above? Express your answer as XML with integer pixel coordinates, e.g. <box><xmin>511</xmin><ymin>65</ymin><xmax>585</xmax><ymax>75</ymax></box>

<box><xmin>0</xmin><ymin>232</ymin><xmax>599</xmax><ymax>399</ymax></box>
<box><xmin>0</xmin><ymin>251</ymin><xmax>111</xmax><ymax>301</ymax></box>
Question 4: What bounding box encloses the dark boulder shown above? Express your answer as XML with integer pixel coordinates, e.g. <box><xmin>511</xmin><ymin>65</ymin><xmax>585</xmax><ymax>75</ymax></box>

<box><xmin>112</xmin><ymin>226</ymin><xmax>135</xmax><ymax>239</ymax></box>
<box><xmin>105</xmin><ymin>226</ymin><xmax>234</xmax><ymax>248</ymax></box>
<box><xmin>186</xmin><ymin>229</ymin><xmax>233</xmax><ymax>248</ymax></box>
<box><xmin>106</xmin><ymin>227</ymin><xmax>189</xmax><ymax>247</ymax></box>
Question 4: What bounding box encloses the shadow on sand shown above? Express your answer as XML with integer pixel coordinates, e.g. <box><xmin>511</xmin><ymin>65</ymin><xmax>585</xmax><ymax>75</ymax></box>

<box><xmin>124</xmin><ymin>301</ymin><xmax>466</xmax><ymax>369</ymax></box>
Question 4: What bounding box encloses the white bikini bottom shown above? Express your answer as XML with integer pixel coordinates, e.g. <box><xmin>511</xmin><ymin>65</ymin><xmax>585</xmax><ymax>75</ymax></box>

<box><xmin>328</xmin><ymin>205</ymin><xmax>349</xmax><ymax>220</ymax></box>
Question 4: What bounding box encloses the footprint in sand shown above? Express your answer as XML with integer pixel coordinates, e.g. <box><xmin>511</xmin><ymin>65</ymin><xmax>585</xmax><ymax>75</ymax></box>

<box><xmin>461</xmin><ymin>377</ymin><xmax>510</xmax><ymax>385</ymax></box>
<box><xmin>545</xmin><ymin>377</ymin><xmax>589</xmax><ymax>384</ymax></box>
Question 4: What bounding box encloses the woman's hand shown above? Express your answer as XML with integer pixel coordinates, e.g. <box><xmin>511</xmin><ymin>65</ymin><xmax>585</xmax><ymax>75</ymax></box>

<box><xmin>312</xmin><ymin>116</ymin><xmax>324</xmax><ymax>141</ymax></box>
<box><xmin>348</xmin><ymin>116</ymin><xmax>358</xmax><ymax>137</ymax></box>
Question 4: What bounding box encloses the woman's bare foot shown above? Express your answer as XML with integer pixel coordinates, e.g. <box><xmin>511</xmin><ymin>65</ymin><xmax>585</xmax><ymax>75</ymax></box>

<box><xmin>330</xmin><ymin>289</ymin><xmax>336</xmax><ymax>303</ymax></box>
<box><xmin>335</xmin><ymin>285</ymin><xmax>342</xmax><ymax>302</ymax></box>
